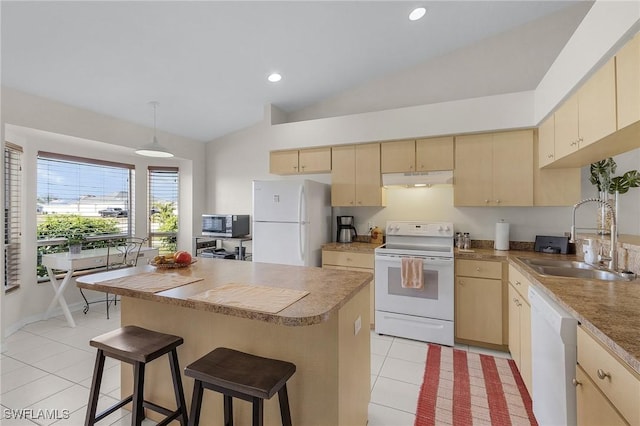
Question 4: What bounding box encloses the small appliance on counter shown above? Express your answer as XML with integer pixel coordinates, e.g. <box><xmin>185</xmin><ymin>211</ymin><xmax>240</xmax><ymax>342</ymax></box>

<box><xmin>337</xmin><ymin>216</ymin><xmax>357</xmax><ymax>243</ymax></box>
<box><xmin>202</xmin><ymin>214</ymin><xmax>250</xmax><ymax>238</ymax></box>
<box><xmin>534</xmin><ymin>235</ymin><xmax>570</xmax><ymax>254</ymax></box>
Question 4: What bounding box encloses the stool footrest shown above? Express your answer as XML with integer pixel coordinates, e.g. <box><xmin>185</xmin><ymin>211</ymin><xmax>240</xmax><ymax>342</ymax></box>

<box><xmin>95</xmin><ymin>395</ymin><xmax>132</xmax><ymax>422</ymax></box>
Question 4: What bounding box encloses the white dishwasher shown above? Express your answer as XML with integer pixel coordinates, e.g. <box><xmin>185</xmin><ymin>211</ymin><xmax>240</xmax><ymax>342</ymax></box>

<box><xmin>529</xmin><ymin>286</ymin><xmax>578</xmax><ymax>426</ymax></box>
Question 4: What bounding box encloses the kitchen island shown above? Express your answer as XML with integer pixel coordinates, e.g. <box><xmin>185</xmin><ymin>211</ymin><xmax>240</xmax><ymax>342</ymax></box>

<box><xmin>76</xmin><ymin>258</ymin><xmax>373</xmax><ymax>426</ymax></box>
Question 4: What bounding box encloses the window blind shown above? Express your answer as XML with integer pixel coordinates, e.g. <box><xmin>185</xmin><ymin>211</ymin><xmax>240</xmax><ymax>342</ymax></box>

<box><xmin>37</xmin><ymin>152</ymin><xmax>134</xmax><ymax>235</ymax></box>
<box><xmin>5</xmin><ymin>143</ymin><xmax>22</xmax><ymax>291</ymax></box>
<box><xmin>148</xmin><ymin>167</ymin><xmax>179</xmax><ymax>254</ymax></box>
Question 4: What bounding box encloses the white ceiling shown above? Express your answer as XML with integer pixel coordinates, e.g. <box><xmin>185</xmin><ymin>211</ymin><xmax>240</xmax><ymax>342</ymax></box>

<box><xmin>1</xmin><ymin>1</ymin><xmax>593</xmax><ymax>142</ymax></box>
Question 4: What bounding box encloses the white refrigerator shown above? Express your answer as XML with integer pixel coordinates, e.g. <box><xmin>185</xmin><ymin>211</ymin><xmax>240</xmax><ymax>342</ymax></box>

<box><xmin>252</xmin><ymin>179</ymin><xmax>331</xmax><ymax>266</ymax></box>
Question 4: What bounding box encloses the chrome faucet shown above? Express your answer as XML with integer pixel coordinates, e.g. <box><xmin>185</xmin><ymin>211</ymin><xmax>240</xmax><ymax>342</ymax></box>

<box><xmin>570</xmin><ymin>198</ymin><xmax>617</xmax><ymax>271</ymax></box>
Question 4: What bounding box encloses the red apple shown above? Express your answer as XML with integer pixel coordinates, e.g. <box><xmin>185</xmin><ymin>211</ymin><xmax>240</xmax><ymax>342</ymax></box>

<box><xmin>174</xmin><ymin>251</ymin><xmax>192</xmax><ymax>264</ymax></box>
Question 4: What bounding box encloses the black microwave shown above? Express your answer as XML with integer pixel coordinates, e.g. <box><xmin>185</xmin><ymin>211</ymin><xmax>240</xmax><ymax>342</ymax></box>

<box><xmin>202</xmin><ymin>214</ymin><xmax>250</xmax><ymax>238</ymax></box>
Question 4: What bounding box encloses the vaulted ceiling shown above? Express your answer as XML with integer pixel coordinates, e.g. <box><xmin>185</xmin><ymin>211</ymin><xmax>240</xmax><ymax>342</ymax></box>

<box><xmin>1</xmin><ymin>1</ymin><xmax>593</xmax><ymax>142</ymax></box>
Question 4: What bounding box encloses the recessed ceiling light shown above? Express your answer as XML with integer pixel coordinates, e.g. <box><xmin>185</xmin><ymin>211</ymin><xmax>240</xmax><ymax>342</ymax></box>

<box><xmin>268</xmin><ymin>73</ymin><xmax>282</xmax><ymax>83</ymax></box>
<box><xmin>409</xmin><ymin>7</ymin><xmax>426</xmax><ymax>21</ymax></box>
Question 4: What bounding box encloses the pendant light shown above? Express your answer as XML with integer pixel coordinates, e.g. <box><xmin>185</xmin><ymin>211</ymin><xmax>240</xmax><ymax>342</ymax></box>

<box><xmin>135</xmin><ymin>101</ymin><xmax>174</xmax><ymax>158</ymax></box>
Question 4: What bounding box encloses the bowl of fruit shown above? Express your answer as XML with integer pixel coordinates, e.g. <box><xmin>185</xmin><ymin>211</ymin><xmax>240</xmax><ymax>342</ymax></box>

<box><xmin>151</xmin><ymin>251</ymin><xmax>195</xmax><ymax>269</ymax></box>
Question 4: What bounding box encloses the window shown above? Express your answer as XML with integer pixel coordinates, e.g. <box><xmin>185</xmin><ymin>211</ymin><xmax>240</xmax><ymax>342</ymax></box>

<box><xmin>148</xmin><ymin>167</ymin><xmax>179</xmax><ymax>255</ymax></box>
<box><xmin>4</xmin><ymin>143</ymin><xmax>22</xmax><ymax>292</ymax></box>
<box><xmin>36</xmin><ymin>152</ymin><xmax>135</xmax><ymax>278</ymax></box>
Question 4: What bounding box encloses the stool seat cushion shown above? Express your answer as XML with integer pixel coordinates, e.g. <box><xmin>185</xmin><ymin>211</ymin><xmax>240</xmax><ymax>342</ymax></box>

<box><xmin>185</xmin><ymin>348</ymin><xmax>296</xmax><ymax>400</ymax></box>
<box><xmin>90</xmin><ymin>325</ymin><xmax>184</xmax><ymax>363</ymax></box>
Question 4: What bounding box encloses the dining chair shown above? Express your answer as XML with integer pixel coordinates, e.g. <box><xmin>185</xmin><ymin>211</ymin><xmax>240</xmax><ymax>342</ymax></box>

<box><xmin>79</xmin><ymin>237</ymin><xmax>149</xmax><ymax>319</ymax></box>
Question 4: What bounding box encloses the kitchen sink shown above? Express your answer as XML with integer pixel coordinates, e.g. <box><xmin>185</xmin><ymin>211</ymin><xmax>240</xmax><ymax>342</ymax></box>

<box><xmin>519</xmin><ymin>258</ymin><xmax>594</xmax><ymax>269</ymax></box>
<box><xmin>534</xmin><ymin>266</ymin><xmax>627</xmax><ymax>281</ymax></box>
<box><xmin>517</xmin><ymin>257</ymin><xmax>635</xmax><ymax>281</ymax></box>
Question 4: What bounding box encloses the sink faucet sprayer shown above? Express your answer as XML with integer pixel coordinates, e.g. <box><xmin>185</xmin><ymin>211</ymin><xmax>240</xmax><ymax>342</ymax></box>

<box><xmin>570</xmin><ymin>198</ymin><xmax>617</xmax><ymax>271</ymax></box>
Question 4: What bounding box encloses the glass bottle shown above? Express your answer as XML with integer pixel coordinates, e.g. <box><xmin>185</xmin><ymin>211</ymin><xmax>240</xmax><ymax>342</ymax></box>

<box><xmin>463</xmin><ymin>233</ymin><xmax>471</xmax><ymax>250</ymax></box>
<box><xmin>455</xmin><ymin>232</ymin><xmax>463</xmax><ymax>249</ymax></box>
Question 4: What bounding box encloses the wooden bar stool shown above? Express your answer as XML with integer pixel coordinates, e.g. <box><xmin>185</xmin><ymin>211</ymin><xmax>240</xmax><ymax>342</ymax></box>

<box><xmin>85</xmin><ymin>325</ymin><xmax>188</xmax><ymax>426</ymax></box>
<box><xmin>184</xmin><ymin>347</ymin><xmax>296</xmax><ymax>426</ymax></box>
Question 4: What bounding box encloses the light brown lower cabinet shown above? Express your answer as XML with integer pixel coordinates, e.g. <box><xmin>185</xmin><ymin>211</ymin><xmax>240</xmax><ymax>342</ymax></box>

<box><xmin>455</xmin><ymin>259</ymin><xmax>507</xmax><ymax>348</ymax></box>
<box><xmin>576</xmin><ymin>366</ymin><xmax>628</xmax><ymax>426</ymax></box>
<box><xmin>508</xmin><ymin>265</ymin><xmax>532</xmax><ymax>393</ymax></box>
<box><xmin>577</xmin><ymin>325</ymin><xmax>640</xmax><ymax>425</ymax></box>
<box><xmin>322</xmin><ymin>250</ymin><xmax>375</xmax><ymax>327</ymax></box>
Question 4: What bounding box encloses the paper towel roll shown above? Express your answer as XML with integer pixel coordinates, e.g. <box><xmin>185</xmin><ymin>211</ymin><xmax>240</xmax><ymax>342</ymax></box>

<box><xmin>495</xmin><ymin>221</ymin><xmax>510</xmax><ymax>251</ymax></box>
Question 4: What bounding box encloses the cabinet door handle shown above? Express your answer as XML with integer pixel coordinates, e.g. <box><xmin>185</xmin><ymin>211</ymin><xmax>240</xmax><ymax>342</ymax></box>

<box><xmin>485</xmin><ymin>199</ymin><xmax>490</xmax><ymax>204</ymax></box>
<box><xmin>547</xmin><ymin>154</ymin><xmax>554</xmax><ymax>159</ymax></box>
<box><xmin>578</xmin><ymin>137</ymin><xmax>584</xmax><ymax>143</ymax></box>
<box><xmin>597</xmin><ymin>369</ymin><xmax>611</xmax><ymax>380</ymax></box>
<box><xmin>515</xmin><ymin>280</ymin><xmax>521</xmax><ymax>286</ymax></box>
<box><xmin>476</xmin><ymin>267</ymin><xmax>481</xmax><ymax>272</ymax></box>
<box><xmin>572</xmin><ymin>378</ymin><xmax>581</xmax><ymax>387</ymax></box>
<box><xmin>495</xmin><ymin>199</ymin><xmax>501</xmax><ymax>204</ymax></box>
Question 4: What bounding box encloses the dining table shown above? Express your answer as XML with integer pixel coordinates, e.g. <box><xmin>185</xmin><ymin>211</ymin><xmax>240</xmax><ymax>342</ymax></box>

<box><xmin>41</xmin><ymin>247</ymin><xmax>158</xmax><ymax>327</ymax></box>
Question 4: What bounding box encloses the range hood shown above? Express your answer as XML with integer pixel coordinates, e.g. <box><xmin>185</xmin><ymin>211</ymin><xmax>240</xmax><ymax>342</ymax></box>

<box><xmin>382</xmin><ymin>170</ymin><xmax>453</xmax><ymax>188</ymax></box>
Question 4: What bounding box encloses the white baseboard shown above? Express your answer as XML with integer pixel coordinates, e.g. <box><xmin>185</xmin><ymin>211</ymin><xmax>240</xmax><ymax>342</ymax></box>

<box><xmin>1</xmin><ymin>296</ymin><xmax>109</xmax><ymax>341</ymax></box>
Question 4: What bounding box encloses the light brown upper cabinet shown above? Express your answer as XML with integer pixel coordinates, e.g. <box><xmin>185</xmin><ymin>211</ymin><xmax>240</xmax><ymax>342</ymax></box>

<box><xmin>455</xmin><ymin>130</ymin><xmax>533</xmax><ymax>206</ymax></box>
<box><xmin>533</xmin><ymin>131</ymin><xmax>581</xmax><ymax>206</ymax></box>
<box><xmin>331</xmin><ymin>143</ymin><xmax>384</xmax><ymax>207</ymax></box>
<box><xmin>381</xmin><ymin>137</ymin><xmax>454</xmax><ymax>173</ymax></box>
<box><xmin>538</xmin><ymin>114</ymin><xmax>556</xmax><ymax>168</ymax></box>
<box><xmin>270</xmin><ymin>147</ymin><xmax>331</xmax><ymax>175</ymax></box>
<box><xmin>270</xmin><ymin>149</ymin><xmax>299</xmax><ymax>174</ymax></box>
<box><xmin>554</xmin><ymin>58</ymin><xmax>617</xmax><ymax>161</ymax></box>
<box><xmin>616</xmin><ymin>32</ymin><xmax>640</xmax><ymax>130</ymax></box>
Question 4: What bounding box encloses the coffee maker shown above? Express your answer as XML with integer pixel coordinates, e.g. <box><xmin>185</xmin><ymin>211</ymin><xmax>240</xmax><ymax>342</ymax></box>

<box><xmin>337</xmin><ymin>216</ymin><xmax>358</xmax><ymax>243</ymax></box>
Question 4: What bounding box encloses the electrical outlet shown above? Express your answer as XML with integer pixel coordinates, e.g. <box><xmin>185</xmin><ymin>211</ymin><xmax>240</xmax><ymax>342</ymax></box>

<box><xmin>367</xmin><ymin>221</ymin><xmax>374</xmax><ymax>231</ymax></box>
<box><xmin>354</xmin><ymin>315</ymin><xmax>362</xmax><ymax>335</ymax></box>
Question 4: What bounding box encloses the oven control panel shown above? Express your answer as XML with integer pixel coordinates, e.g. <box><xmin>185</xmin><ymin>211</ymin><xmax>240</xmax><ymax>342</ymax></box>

<box><xmin>385</xmin><ymin>221</ymin><xmax>454</xmax><ymax>237</ymax></box>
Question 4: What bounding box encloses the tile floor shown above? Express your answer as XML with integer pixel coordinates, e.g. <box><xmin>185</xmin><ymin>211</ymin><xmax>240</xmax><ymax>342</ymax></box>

<box><xmin>1</xmin><ymin>304</ymin><xmax>511</xmax><ymax>425</ymax></box>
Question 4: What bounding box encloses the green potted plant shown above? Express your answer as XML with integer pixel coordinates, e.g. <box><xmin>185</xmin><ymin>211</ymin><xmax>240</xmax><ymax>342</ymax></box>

<box><xmin>67</xmin><ymin>233</ymin><xmax>86</xmax><ymax>254</ymax></box>
<box><xmin>590</xmin><ymin>157</ymin><xmax>640</xmax><ymax>233</ymax></box>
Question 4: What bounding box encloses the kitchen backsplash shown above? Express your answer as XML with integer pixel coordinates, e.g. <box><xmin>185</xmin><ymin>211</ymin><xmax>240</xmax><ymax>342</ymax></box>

<box><xmin>576</xmin><ymin>234</ymin><xmax>640</xmax><ymax>273</ymax></box>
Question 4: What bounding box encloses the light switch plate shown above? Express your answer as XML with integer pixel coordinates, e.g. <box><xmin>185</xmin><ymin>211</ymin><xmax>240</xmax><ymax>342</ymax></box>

<box><xmin>354</xmin><ymin>316</ymin><xmax>362</xmax><ymax>335</ymax></box>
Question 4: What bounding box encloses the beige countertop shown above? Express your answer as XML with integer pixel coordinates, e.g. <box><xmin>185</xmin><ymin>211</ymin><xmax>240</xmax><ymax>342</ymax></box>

<box><xmin>321</xmin><ymin>242</ymin><xmax>381</xmax><ymax>253</ymax></box>
<box><xmin>456</xmin><ymin>248</ymin><xmax>640</xmax><ymax>375</ymax></box>
<box><xmin>76</xmin><ymin>258</ymin><xmax>373</xmax><ymax>327</ymax></box>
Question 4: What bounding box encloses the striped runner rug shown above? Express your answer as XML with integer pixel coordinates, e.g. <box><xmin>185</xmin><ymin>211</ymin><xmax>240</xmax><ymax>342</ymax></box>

<box><xmin>415</xmin><ymin>344</ymin><xmax>537</xmax><ymax>426</ymax></box>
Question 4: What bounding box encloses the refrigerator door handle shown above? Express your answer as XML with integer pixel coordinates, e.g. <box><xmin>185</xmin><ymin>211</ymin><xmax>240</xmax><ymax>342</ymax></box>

<box><xmin>299</xmin><ymin>185</ymin><xmax>305</xmax><ymax>261</ymax></box>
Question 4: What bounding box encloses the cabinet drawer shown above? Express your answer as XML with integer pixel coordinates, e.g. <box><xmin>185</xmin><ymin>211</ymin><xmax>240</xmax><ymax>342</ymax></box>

<box><xmin>456</xmin><ymin>259</ymin><xmax>502</xmax><ymax>279</ymax></box>
<box><xmin>508</xmin><ymin>264</ymin><xmax>531</xmax><ymax>303</ymax></box>
<box><xmin>577</xmin><ymin>326</ymin><xmax>640</xmax><ymax>425</ymax></box>
<box><xmin>322</xmin><ymin>250</ymin><xmax>374</xmax><ymax>269</ymax></box>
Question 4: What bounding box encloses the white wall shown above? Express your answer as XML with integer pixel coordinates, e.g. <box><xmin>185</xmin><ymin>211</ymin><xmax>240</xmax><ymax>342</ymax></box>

<box><xmin>535</xmin><ymin>1</ymin><xmax>640</xmax><ymax>123</ymax></box>
<box><xmin>1</xmin><ymin>88</ymin><xmax>207</xmax><ymax>338</ymax></box>
<box><xmin>205</xmin><ymin>8</ymin><xmax>640</xmax><ymax>248</ymax></box>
